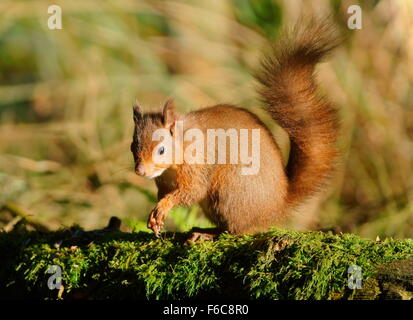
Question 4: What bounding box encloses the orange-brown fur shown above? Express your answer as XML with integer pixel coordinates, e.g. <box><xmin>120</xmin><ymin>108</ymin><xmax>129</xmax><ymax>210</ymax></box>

<box><xmin>131</xmin><ymin>19</ymin><xmax>340</xmax><ymax>238</ymax></box>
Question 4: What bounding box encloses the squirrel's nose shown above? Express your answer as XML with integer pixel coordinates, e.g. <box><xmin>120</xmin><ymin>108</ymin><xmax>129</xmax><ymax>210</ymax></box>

<box><xmin>135</xmin><ymin>164</ymin><xmax>146</xmax><ymax>176</ymax></box>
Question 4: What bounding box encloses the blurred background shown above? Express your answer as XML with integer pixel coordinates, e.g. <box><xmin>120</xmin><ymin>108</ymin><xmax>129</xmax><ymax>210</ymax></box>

<box><xmin>1</xmin><ymin>0</ymin><xmax>413</xmax><ymax>239</ymax></box>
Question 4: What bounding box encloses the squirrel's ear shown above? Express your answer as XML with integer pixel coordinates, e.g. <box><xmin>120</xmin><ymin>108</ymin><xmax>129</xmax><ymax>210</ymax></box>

<box><xmin>133</xmin><ymin>100</ymin><xmax>143</xmax><ymax>123</ymax></box>
<box><xmin>162</xmin><ymin>98</ymin><xmax>176</xmax><ymax>132</ymax></box>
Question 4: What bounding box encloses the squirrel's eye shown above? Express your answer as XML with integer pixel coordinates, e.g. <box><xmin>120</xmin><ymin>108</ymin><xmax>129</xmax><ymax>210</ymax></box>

<box><xmin>158</xmin><ymin>146</ymin><xmax>165</xmax><ymax>155</ymax></box>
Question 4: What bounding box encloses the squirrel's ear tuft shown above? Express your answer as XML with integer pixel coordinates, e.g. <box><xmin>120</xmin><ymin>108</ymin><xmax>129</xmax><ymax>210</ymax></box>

<box><xmin>162</xmin><ymin>98</ymin><xmax>176</xmax><ymax>130</ymax></box>
<box><xmin>133</xmin><ymin>100</ymin><xmax>143</xmax><ymax>123</ymax></box>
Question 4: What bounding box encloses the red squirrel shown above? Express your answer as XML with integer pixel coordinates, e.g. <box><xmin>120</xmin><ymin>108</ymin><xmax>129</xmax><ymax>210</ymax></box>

<box><xmin>131</xmin><ymin>19</ymin><xmax>340</xmax><ymax>241</ymax></box>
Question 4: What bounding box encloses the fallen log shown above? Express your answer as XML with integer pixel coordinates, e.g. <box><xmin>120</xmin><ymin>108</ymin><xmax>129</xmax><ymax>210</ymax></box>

<box><xmin>1</xmin><ymin>219</ymin><xmax>412</xmax><ymax>300</ymax></box>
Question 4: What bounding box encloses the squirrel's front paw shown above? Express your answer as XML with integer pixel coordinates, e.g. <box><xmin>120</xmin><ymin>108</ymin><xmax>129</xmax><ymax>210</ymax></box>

<box><xmin>147</xmin><ymin>206</ymin><xmax>167</xmax><ymax>237</ymax></box>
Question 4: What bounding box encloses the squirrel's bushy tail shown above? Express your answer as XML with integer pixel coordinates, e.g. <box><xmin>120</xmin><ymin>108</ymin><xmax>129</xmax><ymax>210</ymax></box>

<box><xmin>256</xmin><ymin>18</ymin><xmax>340</xmax><ymax>209</ymax></box>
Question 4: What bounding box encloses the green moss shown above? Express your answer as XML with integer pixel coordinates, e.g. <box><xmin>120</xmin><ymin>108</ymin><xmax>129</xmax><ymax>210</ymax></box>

<box><xmin>1</xmin><ymin>227</ymin><xmax>413</xmax><ymax>300</ymax></box>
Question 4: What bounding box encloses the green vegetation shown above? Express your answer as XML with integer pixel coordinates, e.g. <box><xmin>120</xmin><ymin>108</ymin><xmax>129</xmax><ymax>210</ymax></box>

<box><xmin>1</xmin><ymin>224</ymin><xmax>413</xmax><ymax>300</ymax></box>
<box><xmin>1</xmin><ymin>1</ymin><xmax>413</xmax><ymax>239</ymax></box>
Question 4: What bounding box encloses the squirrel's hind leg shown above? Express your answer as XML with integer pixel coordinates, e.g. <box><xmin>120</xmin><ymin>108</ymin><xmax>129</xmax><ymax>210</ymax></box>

<box><xmin>186</xmin><ymin>227</ymin><xmax>221</xmax><ymax>243</ymax></box>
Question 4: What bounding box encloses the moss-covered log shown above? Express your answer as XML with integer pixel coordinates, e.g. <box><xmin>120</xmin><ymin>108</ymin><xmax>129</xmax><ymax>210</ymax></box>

<box><xmin>1</xmin><ymin>222</ymin><xmax>413</xmax><ymax>300</ymax></box>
